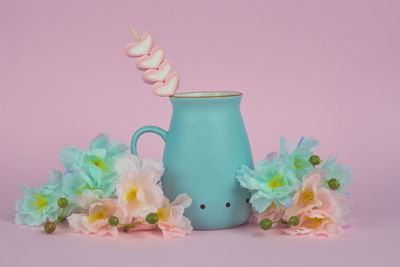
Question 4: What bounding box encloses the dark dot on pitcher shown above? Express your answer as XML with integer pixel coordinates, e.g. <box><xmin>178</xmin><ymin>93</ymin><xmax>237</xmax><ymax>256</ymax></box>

<box><xmin>225</xmin><ymin>202</ymin><xmax>231</xmax><ymax>208</ymax></box>
<box><xmin>246</xmin><ymin>198</ymin><xmax>250</xmax><ymax>203</ymax></box>
<box><xmin>200</xmin><ymin>204</ymin><xmax>206</xmax><ymax>209</ymax></box>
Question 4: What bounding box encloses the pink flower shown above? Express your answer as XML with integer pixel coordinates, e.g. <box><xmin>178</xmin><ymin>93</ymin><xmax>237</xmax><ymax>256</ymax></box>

<box><xmin>115</xmin><ymin>155</ymin><xmax>164</xmax><ymax>223</ymax></box>
<box><xmin>283</xmin><ymin>170</ymin><xmax>350</xmax><ymax>238</ymax></box>
<box><xmin>67</xmin><ymin>192</ymin><xmax>119</xmax><ymax>236</ymax></box>
<box><xmin>285</xmin><ymin>209</ymin><xmax>345</xmax><ymax>238</ymax></box>
<box><xmin>155</xmin><ymin>194</ymin><xmax>193</xmax><ymax>239</ymax></box>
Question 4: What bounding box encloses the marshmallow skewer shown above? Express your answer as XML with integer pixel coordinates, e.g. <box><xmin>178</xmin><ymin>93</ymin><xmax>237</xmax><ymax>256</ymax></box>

<box><xmin>125</xmin><ymin>29</ymin><xmax>180</xmax><ymax>96</ymax></box>
<box><xmin>131</xmin><ymin>29</ymin><xmax>141</xmax><ymax>41</ymax></box>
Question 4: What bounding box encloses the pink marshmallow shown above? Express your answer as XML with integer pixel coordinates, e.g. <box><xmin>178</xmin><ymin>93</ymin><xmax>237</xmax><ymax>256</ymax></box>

<box><xmin>152</xmin><ymin>72</ymin><xmax>180</xmax><ymax>96</ymax></box>
<box><xmin>143</xmin><ymin>59</ymin><xmax>172</xmax><ymax>83</ymax></box>
<box><xmin>136</xmin><ymin>46</ymin><xmax>165</xmax><ymax>70</ymax></box>
<box><xmin>124</xmin><ymin>31</ymin><xmax>154</xmax><ymax>57</ymax></box>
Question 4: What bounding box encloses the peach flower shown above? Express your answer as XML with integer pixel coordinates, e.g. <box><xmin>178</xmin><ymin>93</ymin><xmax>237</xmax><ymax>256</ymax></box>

<box><xmin>285</xmin><ymin>209</ymin><xmax>345</xmax><ymax>238</ymax></box>
<box><xmin>283</xmin><ymin>170</ymin><xmax>349</xmax><ymax>238</ymax></box>
<box><xmin>156</xmin><ymin>194</ymin><xmax>193</xmax><ymax>239</ymax></box>
<box><xmin>115</xmin><ymin>155</ymin><xmax>164</xmax><ymax>223</ymax></box>
<box><xmin>67</xmin><ymin>192</ymin><xmax>119</xmax><ymax>236</ymax></box>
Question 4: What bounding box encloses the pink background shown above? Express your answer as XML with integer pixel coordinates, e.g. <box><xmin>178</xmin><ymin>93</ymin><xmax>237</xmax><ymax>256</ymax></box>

<box><xmin>1</xmin><ymin>0</ymin><xmax>399</xmax><ymax>266</ymax></box>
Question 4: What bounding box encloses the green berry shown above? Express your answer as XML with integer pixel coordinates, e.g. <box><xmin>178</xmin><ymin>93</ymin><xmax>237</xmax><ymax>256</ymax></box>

<box><xmin>328</xmin><ymin>178</ymin><xmax>340</xmax><ymax>190</ymax></box>
<box><xmin>259</xmin><ymin>218</ymin><xmax>273</xmax><ymax>230</ymax></box>
<box><xmin>108</xmin><ymin>216</ymin><xmax>119</xmax><ymax>226</ymax></box>
<box><xmin>44</xmin><ymin>221</ymin><xmax>56</xmax><ymax>234</ymax></box>
<box><xmin>57</xmin><ymin>197</ymin><xmax>69</xmax><ymax>208</ymax></box>
<box><xmin>146</xmin><ymin>213</ymin><xmax>159</xmax><ymax>224</ymax></box>
<box><xmin>309</xmin><ymin>155</ymin><xmax>322</xmax><ymax>167</ymax></box>
<box><xmin>288</xmin><ymin>216</ymin><xmax>300</xmax><ymax>226</ymax></box>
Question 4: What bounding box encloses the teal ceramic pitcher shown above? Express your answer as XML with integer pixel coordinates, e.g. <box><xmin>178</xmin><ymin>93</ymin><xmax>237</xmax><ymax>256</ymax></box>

<box><xmin>131</xmin><ymin>91</ymin><xmax>253</xmax><ymax>230</ymax></box>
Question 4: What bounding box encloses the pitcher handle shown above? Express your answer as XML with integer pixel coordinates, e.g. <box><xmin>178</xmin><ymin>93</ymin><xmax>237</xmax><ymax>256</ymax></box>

<box><xmin>131</xmin><ymin>126</ymin><xmax>168</xmax><ymax>156</ymax></box>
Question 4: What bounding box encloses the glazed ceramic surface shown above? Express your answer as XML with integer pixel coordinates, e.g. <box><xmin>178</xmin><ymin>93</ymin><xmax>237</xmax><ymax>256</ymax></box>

<box><xmin>131</xmin><ymin>91</ymin><xmax>253</xmax><ymax>229</ymax></box>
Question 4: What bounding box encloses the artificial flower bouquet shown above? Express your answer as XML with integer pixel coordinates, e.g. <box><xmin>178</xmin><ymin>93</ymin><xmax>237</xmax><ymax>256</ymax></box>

<box><xmin>236</xmin><ymin>137</ymin><xmax>352</xmax><ymax>238</ymax></box>
<box><xmin>15</xmin><ymin>134</ymin><xmax>193</xmax><ymax>239</ymax></box>
<box><xmin>15</xmin><ymin>135</ymin><xmax>352</xmax><ymax>239</ymax></box>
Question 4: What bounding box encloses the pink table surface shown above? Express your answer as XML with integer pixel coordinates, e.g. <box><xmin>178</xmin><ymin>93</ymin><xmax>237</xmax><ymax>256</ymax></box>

<box><xmin>1</xmin><ymin>0</ymin><xmax>399</xmax><ymax>266</ymax></box>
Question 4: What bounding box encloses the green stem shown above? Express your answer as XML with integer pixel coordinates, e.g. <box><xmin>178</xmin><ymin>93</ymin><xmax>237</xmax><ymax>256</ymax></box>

<box><xmin>55</xmin><ymin>207</ymin><xmax>66</xmax><ymax>224</ymax></box>
<box><xmin>272</xmin><ymin>219</ymin><xmax>288</xmax><ymax>224</ymax></box>
<box><xmin>120</xmin><ymin>221</ymin><xmax>142</xmax><ymax>232</ymax></box>
<box><xmin>120</xmin><ymin>221</ymin><xmax>141</xmax><ymax>228</ymax></box>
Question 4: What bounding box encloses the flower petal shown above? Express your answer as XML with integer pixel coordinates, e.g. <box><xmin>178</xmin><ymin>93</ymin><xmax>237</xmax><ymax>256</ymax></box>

<box><xmin>90</xmin><ymin>134</ymin><xmax>109</xmax><ymax>150</ymax></box>
<box><xmin>141</xmin><ymin>158</ymin><xmax>164</xmax><ymax>176</ymax></box>
<box><xmin>250</xmin><ymin>191</ymin><xmax>273</xmax><ymax>213</ymax></box>
<box><xmin>59</xmin><ymin>147</ymin><xmax>80</xmax><ymax>170</ymax></box>
<box><xmin>115</xmin><ymin>154</ymin><xmax>141</xmax><ymax>177</ymax></box>
<box><xmin>297</xmin><ymin>137</ymin><xmax>319</xmax><ymax>151</ymax></box>
<box><xmin>171</xmin><ymin>194</ymin><xmax>192</xmax><ymax>209</ymax></box>
<box><xmin>236</xmin><ymin>165</ymin><xmax>265</xmax><ymax>190</ymax></box>
<box><xmin>107</xmin><ymin>140</ymin><xmax>129</xmax><ymax>155</ymax></box>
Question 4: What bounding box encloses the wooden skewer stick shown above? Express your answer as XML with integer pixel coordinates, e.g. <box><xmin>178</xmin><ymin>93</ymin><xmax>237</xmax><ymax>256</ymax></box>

<box><xmin>131</xmin><ymin>29</ymin><xmax>141</xmax><ymax>41</ymax></box>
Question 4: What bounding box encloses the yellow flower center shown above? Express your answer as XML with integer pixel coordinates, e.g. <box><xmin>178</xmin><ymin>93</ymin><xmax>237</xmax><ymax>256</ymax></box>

<box><xmin>90</xmin><ymin>157</ymin><xmax>107</xmax><ymax>171</ymax></box>
<box><xmin>303</xmin><ymin>216</ymin><xmax>324</xmax><ymax>228</ymax></box>
<box><xmin>88</xmin><ymin>207</ymin><xmax>109</xmax><ymax>223</ymax></box>
<box><xmin>294</xmin><ymin>158</ymin><xmax>306</xmax><ymax>169</ymax></box>
<box><xmin>76</xmin><ymin>184</ymin><xmax>95</xmax><ymax>195</ymax></box>
<box><xmin>268</xmin><ymin>174</ymin><xmax>286</xmax><ymax>189</ymax></box>
<box><xmin>32</xmin><ymin>194</ymin><xmax>47</xmax><ymax>212</ymax></box>
<box><xmin>269</xmin><ymin>202</ymin><xmax>277</xmax><ymax>210</ymax></box>
<box><xmin>125</xmin><ymin>187</ymin><xmax>138</xmax><ymax>202</ymax></box>
<box><xmin>299</xmin><ymin>190</ymin><xmax>315</xmax><ymax>205</ymax></box>
<box><xmin>157</xmin><ymin>208</ymin><xmax>169</xmax><ymax>221</ymax></box>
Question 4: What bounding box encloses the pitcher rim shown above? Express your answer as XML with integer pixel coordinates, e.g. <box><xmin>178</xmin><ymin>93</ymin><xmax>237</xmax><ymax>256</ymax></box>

<box><xmin>170</xmin><ymin>91</ymin><xmax>242</xmax><ymax>99</ymax></box>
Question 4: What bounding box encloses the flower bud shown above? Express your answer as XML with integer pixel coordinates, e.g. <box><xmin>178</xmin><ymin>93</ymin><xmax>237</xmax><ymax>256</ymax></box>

<box><xmin>288</xmin><ymin>216</ymin><xmax>300</xmax><ymax>226</ymax></box>
<box><xmin>44</xmin><ymin>221</ymin><xmax>56</xmax><ymax>234</ymax></box>
<box><xmin>146</xmin><ymin>213</ymin><xmax>159</xmax><ymax>224</ymax></box>
<box><xmin>259</xmin><ymin>218</ymin><xmax>273</xmax><ymax>230</ymax></box>
<box><xmin>309</xmin><ymin>155</ymin><xmax>321</xmax><ymax>167</ymax></box>
<box><xmin>57</xmin><ymin>197</ymin><xmax>69</xmax><ymax>208</ymax></box>
<box><xmin>328</xmin><ymin>178</ymin><xmax>340</xmax><ymax>190</ymax></box>
<box><xmin>108</xmin><ymin>216</ymin><xmax>119</xmax><ymax>226</ymax></box>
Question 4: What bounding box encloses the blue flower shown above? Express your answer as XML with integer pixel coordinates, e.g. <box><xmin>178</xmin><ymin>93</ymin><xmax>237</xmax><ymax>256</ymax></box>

<box><xmin>321</xmin><ymin>157</ymin><xmax>353</xmax><ymax>194</ymax></box>
<box><xmin>280</xmin><ymin>137</ymin><xmax>319</xmax><ymax>179</ymax></box>
<box><xmin>59</xmin><ymin>134</ymin><xmax>129</xmax><ymax>197</ymax></box>
<box><xmin>62</xmin><ymin>168</ymin><xmax>117</xmax><ymax>198</ymax></box>
<box><xmin>60</xmin><ymin>134</ymin><xmax>128</xmax><ymax>173</ymax></box>
<box><xmin>15</xmin><ymin>170</ymin><xmax>63</xmax><ymax>226</ymax></box>
<box><xmin>236</xmin><ymin>158</ymin><xmax>300</xmax><ymax>213</ymax></box>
